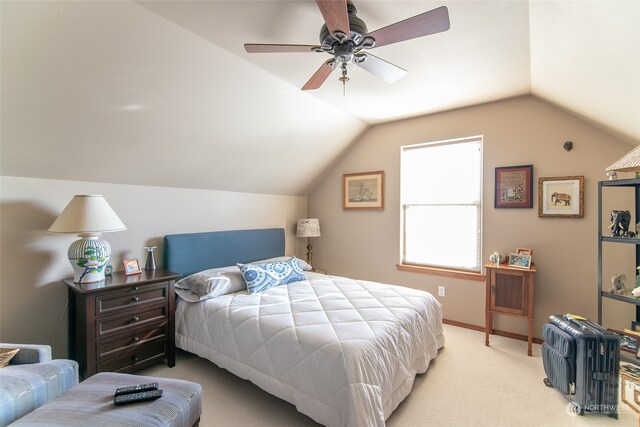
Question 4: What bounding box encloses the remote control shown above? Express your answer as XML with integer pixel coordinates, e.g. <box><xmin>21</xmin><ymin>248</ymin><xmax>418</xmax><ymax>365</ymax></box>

<box><xmin>114</xmin><ymin>382</ymin><xmax>159</xmax><ymax>396</ymax></box>
<box><xmin>113</xmin><ymin>389</ymin><xmax>163</xmax><ymax>405</ymax></box>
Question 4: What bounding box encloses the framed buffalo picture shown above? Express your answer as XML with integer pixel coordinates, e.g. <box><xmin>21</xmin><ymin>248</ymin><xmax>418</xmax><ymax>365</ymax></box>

<box><xmin>495</xmin><ymin>165</ymin><xmax>533</xmax><ymax>208</ymax></box>
<box><xmin>539</xmin><ymin>176</ymin><xmax>584</xmax><ymax>218</ymax></box>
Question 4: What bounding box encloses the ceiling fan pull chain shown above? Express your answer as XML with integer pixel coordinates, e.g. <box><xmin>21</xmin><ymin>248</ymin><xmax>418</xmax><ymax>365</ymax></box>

<box><xmin>338</xmin><ymin>62</ymin><xmax>349</xmax><ymax>96</ymax></box>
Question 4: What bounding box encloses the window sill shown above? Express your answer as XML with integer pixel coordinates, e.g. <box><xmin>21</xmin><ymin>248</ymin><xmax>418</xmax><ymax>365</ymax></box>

<box><xmin>396</xmin><ymin>264</ymin><xmax>485</xmax><ymax>281</ymax></box>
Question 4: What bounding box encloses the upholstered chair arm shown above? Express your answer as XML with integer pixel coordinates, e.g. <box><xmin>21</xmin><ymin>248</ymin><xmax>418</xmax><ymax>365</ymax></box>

<box><xmin>0</xmin><ymin>343</ymin><xmax>52</xmax><ymax>364</ymax></box>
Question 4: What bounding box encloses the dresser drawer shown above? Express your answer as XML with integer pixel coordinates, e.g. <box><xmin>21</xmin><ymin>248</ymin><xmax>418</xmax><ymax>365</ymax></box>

<box><xmin>98</xmin><ymin>341</ymin><xmax>167</xmax><ymax>373</ymax></box>
<box><xmin>96</xmin><ymin>283</ymin><xmax>168</xmax><ymax>316</ymax></box>
<box><xmin>97</xmin><ymin>305</ymin><xmax>167</xmax><ymax>337</ymax></box>
<box><xmin>97</xmin><ymin>324</ymin><xmax>166</xmax><ymax>361</ymax></box>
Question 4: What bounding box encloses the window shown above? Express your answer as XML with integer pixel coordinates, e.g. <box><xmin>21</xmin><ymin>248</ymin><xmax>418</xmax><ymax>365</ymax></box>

<box><xmin>400</xmin><ymin>136</ymin><xmax>483</xmax><ymax>273</ymax></box>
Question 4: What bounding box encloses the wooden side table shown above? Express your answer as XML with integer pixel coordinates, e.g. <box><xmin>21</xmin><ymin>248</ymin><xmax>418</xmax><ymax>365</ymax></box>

<box><xmin>484</xmin><ymin>262</ymin><xmax>536</xmax><ymax>356</ymax></box>
<box><xmin>65</xmin><ymin>269</ymin><xmax>180</xmax><ymax>379</ymax></box>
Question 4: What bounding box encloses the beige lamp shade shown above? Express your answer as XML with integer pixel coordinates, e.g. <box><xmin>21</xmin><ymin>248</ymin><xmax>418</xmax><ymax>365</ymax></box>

<box><xmin>606</xmin><ymin>145</ymin><xmax>640</xmax><ymax>172</ymax></box>
<box><xmin>48</xmin><ymin>195</ymin><xmax>126</xmax><ymax>235</ymax></box>
<box><xmin>297</xmin><ymin>218</ymin><xmax>321</xmax><ymax>238</ymax></box>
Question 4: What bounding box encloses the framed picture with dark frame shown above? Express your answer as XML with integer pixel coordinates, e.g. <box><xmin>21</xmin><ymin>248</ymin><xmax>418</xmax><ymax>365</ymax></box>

<box><xmin>494</xmin><ymin>165</ymin><xmax>533</xmax><ymax>208</ymax></box>
<box><xmin>343</xmin><ymin>171</ymin><xmax>384</xmax><ymax>210</ymax></box>
<box><xmin>538</xmin><ymin>176</ymin><xmax>584</xmax><ymax>218</ymax></box>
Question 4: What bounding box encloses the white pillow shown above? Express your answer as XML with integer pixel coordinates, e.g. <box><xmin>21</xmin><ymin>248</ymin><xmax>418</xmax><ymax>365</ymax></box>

<box><xmin>252</xmin><ymin>256</ymin><xmax>312</xmax><ymax>271</ymax></box>
<box><xmin>175</xmin><ymin>266</ymin><xmax>246</xmax><ymax>302</ymax></box>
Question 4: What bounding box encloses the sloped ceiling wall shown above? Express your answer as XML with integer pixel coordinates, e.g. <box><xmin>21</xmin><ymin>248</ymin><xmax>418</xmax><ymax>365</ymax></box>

<box><xmin>1</xmin><ymin>1</ymin><xmax>638</xmax><ymax>197</ymax></box>
<box><xmin>529</xmin><ymin>1</ymin><xmax>640</xmax><ymax>144</ymax></box>
<box><xmin>0</xmin><ymin>1</ymin><xmax>366</xmax><ymax>196</ymax></box>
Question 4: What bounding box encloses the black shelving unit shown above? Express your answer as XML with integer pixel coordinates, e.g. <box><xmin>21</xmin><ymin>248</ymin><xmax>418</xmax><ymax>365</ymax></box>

<box><xmin>598</xmin><ymin>178</ymin><xmax>640</xmax><ymax>365</ymax></box>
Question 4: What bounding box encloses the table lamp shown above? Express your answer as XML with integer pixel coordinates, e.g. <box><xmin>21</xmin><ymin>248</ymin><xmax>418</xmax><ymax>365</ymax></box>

<box><xmin>296</xmin><ymin>218</ymin><xmax>321</xmax><ymax>266</ymax></box>
<box><xmin>48</xmin><ymin>195</ymin><xmax>126</xmax><ymax>283</ymax></box>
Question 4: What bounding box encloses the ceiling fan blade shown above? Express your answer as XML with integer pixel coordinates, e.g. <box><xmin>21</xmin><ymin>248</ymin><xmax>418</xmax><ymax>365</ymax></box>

<box><xmin>244</xmin><ymin>44</ymin><xmax>321</xmax><ymax>53</ymax></box>
<box><xmin>302</xmin><ymin>61</ymin><xmax>336</xmax><ymax>91</ymax></box>
<box><xmin>365</xmin><ymin>6</ymin><xmax>450</xmax><ymax>49</ymax></box>
<box><xmin>316</xmin><ymin>0</ymin><xmax>350</xmax><ymax>40</ymax></box>
<box><xmin>356</xmin><ymin>53</ymin><xmax>407</xmax><ymax>84</ymax></box>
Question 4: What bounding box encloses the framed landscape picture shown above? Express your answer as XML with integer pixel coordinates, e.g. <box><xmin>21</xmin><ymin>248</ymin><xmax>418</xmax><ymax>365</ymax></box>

<box><xmin>538</xmin><ymin>176</ymin><xmax>584</xmax><ymax>218</ymax></box>
<box><xmin>343</xmin><ymin>171</ymin><xmax>384</xmax><ymax>210</ymax></box>
<box><xmin>495</xmin><ymin>165</ymin><xmax>533</xmax><ymax>208</ymax></box>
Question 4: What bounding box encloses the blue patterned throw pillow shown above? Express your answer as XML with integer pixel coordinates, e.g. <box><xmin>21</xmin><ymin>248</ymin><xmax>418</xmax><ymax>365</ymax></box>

<box><xmin>237</xmin><ymin>256</ymin><xmax>306</xmax><ymax>294</ymax></box>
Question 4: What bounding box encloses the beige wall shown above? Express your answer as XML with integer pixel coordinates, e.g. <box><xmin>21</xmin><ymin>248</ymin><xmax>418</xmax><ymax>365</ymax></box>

<box><xmin>0</xmin><ymin>176</ymin><xmax>307</xmax><ymax>358</ymax></box>
<box><xmin>308</xmin><ymin>96</ymin><xmax>636</xmax><ymax>338</ymax></box>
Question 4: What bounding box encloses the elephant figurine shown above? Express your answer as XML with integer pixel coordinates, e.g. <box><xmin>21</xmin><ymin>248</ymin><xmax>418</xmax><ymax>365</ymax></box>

<box><xmin>610</xmin><ymin>210</ymin><xmax>631</xmax><ymax>237</ymax></box>
<box><xmin>608</xmin><ymin>273</ymin><xmax>626</xmax><ymax>294</ymax></box>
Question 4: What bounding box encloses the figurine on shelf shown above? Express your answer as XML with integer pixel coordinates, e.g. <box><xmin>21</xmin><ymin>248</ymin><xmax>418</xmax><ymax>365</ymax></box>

<box><xmin>610</xmin><ymin>210</ymin><xmax>631</xmax><ymax>237</ymax></box>
<box><xmin>606</xmin><ymin>171</ymin><xmax>617</xmax><ymax>180</ymax></box>
<box><xmin>608</xmin><ymin>273</ymin><xmax>626</xmax><ymax>294</ymax></box>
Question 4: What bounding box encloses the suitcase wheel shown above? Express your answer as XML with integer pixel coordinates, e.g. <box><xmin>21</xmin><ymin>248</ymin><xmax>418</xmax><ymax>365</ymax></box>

<box><xmin>570</xmin><ymin>402</ymin><xmax>583</xmax><ymax>416</ymax></box>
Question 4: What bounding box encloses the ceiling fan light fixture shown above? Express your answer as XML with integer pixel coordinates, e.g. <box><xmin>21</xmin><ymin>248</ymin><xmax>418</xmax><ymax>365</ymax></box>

<box><xmin>245</xmin><ymin>1</ymin><xmax>450</xmax><ymax>91</ymax></box>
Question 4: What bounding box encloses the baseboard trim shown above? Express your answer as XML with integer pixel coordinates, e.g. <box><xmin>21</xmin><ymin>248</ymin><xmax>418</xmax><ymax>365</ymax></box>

<box><xmin>443</xmin><ymin>318</ymin><xmax>543</xmax><ymax>345</ymax></box>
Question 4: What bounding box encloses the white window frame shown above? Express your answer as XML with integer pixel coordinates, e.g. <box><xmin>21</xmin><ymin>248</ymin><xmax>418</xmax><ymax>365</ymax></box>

<box><xmin>400</xmin><ymin>136</ymin><xmax>483</xmax><ymax>274</ymax></box>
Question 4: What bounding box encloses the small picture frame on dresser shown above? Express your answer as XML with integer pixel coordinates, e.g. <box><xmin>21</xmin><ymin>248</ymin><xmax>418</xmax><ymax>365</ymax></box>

<box><xmin>508</xmin><ymin>253</ymin><xmax>532</xmax><ymax>269</ymax></box>
<box><xmin>123</xmin><ymin>259</ymin><xmax>142</xmax><ymax>276</ymax></box>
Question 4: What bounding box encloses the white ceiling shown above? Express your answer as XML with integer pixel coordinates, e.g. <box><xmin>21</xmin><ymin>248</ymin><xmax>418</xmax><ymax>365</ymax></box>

<box><xmin>1</xmin><ymin>1</ymin><xmax>639</xmax><ymax>196</ymax></box>
<box><xmin>141</xmin><ymin>0</ymin><xmax>533</xmax><ymax>123</ymax></box>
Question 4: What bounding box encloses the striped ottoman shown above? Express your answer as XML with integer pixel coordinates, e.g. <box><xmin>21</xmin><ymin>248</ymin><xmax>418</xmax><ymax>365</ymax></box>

<box><xmin>10</xmin><ymin>372</ymin><xmax>201</xmax><ymax>426</ymax></box>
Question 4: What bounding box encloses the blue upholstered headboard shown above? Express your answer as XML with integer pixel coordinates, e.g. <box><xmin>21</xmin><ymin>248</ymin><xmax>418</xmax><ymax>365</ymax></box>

<box><xmin>163</xmin><ymin>228</ymin><xmax>285</xmax><ymax>277</ymax></box>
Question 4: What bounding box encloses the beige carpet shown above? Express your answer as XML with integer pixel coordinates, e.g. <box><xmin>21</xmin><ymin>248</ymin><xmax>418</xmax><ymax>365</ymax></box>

<box><xmin>139</xmin><ymin>324</ymin><xmax>638</xmax><ymax>426</ymax></box>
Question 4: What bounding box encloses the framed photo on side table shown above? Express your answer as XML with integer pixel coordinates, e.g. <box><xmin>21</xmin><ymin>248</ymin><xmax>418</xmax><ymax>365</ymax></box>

<box><xmin>508</xmin><ymin>253</ymin><xmax>532</xmax><ymax>269</ymax></box>
<box><xmin>343</xmin><ymin>171</ymin><xmax>384</xmax><ymax>210</ymax></box>
<box><xmin>495</xmin><ymin>165</ymin><xmax>533</xmax><ymax>209</ymax></box>
<box><xmin>123</xmin><ymin>259</ymin><xmax>142</xmax><ymax>276</ymax></box>
<box><xmin>538</xmin><ymin>176</ymin><xmax>584</xmax><ymax>218</ymax></box>
<box><xmin>516</xmin><ymin>248</ymin><xmax>533</xmax><ymax>256</ymax></box>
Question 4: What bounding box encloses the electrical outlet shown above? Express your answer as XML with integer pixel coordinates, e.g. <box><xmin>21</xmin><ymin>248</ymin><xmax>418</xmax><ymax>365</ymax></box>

<box><xmin>438</xmin><ymin>286</ymin><xmax>445</xmax><ymax>297</ymax></box>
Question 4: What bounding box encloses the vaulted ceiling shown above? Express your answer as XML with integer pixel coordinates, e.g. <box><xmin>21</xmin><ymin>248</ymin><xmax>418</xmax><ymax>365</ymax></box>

<box><xmin>2</xmin><ymin>1</ymin><xmax>638</xmax><ymax>196</ymax></box>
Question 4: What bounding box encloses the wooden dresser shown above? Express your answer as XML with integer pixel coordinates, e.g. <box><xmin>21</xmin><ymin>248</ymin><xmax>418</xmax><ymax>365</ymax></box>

<box><xmin>64</xmin><ymin>269</ymin><xmax>180</xmax><ymax>379</ymax></box>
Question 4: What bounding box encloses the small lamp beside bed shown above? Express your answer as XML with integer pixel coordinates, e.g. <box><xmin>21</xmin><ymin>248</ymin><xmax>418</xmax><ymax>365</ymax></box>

<box><xmin>48</xmin><ymin>195</ymin><xmax>126</xmax><ymax>283</ymax></box>
<box><xmin>296</xmin><ymin>218</ymin><xmax>320</xmax><ymax>266</ymax></box>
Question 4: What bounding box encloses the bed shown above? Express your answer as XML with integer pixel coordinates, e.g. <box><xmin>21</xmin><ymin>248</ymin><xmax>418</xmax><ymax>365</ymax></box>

<box><xmin>164</xmin><ymin>228</ymin><xmax>444</xmax><ymax>427</ymax></box>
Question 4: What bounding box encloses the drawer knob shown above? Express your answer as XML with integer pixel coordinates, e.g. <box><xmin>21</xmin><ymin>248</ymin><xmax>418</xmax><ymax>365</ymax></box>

<box><xmin>132</xmin><ymin>315</ymin><xmax>140</xmax><ymax>322</ymax></box>
<box><xmin>133</xmin><ymin>356</ymin><xmax>139</xmax><ymax>363</ymax></box>
<box><xmin>132</xmin><ymin>286</ymin><xmax>138</xmax><ymax>291</ymax></box>
<box><xmin>132</xmin><ymin>336</ymin><xmax>140</xmax><ymax>342</ymax></box>
<box><xmin>131</xmin><ymin>296</ymin><xmax>139</xmax><ymax>302</ymax></box>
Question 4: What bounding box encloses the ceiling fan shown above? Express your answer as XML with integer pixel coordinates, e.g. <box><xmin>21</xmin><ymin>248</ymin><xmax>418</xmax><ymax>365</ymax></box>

<box><xmin>244</xmin><ymin>0</ymin><xmax>450</xmax><ymax>92</ymax></box>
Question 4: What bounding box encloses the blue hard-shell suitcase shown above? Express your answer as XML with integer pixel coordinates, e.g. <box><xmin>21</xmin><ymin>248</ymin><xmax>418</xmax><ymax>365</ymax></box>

<box><xmin>542</xmin><ymin>314</ymin><xmax>619</xmax><ymax>418</ymax></box>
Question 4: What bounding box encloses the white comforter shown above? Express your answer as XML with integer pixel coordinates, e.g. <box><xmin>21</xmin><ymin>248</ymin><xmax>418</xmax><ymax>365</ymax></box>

<box><xmin>175</xmin><ymin>272</ymin><xmax>444</xmax><ymax>427</ymax></box>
